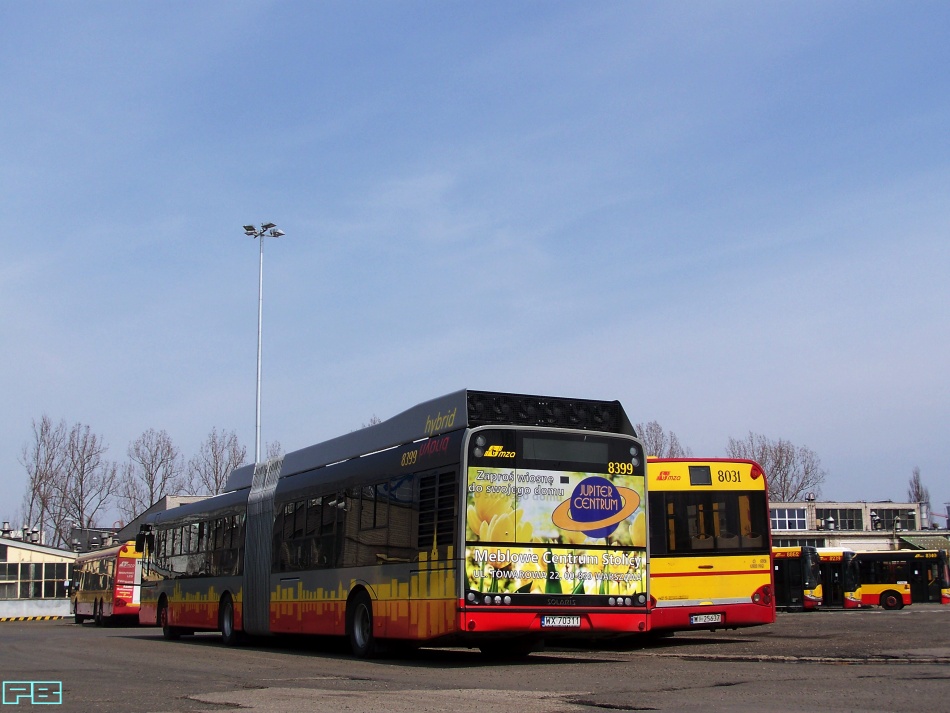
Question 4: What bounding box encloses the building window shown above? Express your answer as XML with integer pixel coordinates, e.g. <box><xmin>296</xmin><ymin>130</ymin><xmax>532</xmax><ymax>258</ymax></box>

<box><xmin>869</xmin><ymin>508</ymin><xmax>915</xmax><ymax>531</ymax></box>
<box><xmin>0</xmin><ymin>562</ymin><xmax>17</xmax><ymax>599</ymax></box>
<box><xmin>770</xmin><ymin>508</ymin><xmax>807</xmax><ymax>530</ymax></box>
<box><xmin>773</xmin><ymin>537</ymin><xmax>824</xmax><ymax>548</ymax></box>
<box><xmin>0</xmin><ymin>559</ymin><xmax>72</xmax><ymax>600</ymax></box>
<box><xmin>816</xmin><ymin>508</ymin><xmax>863</xmax><ymax>531</ymax></box>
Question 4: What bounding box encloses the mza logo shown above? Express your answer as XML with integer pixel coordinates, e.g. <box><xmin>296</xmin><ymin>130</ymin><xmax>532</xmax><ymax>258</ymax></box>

<box><xmin>2</xmin><ymin>681</ymin><xmax>63</xmax><ymax>705</ymax></box>
<box><xmin>655</xmin><ymin>470</ymin><xmax>680</xmax><ymax>481</ymax></box>
<box><xmin>484</xmin><ymin>445</ymin><xmax>515</xmax><ymax>458</ymax></box>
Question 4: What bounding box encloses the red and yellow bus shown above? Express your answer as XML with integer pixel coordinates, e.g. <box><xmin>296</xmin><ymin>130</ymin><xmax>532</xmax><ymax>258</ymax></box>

<box><xmin>73</xmin><ymin>541</ymin><xmax>143</xmax><ymax>625</ymax></box>
<box><xmin>647</xmin><ymin>458</ymin><xmax>774</xmax><ymax>633</ymax></box>
<box><xmin>854</xmin><ymin>550</ymin><xmax>950</xmax><ymax>609</ymax></box>
<box><xmin>815</xmin><ymin>547</ymin><xmax>861</xmax><ymax>609</ymax></box>
<box><xmin>138</xmin><ymin>390</ymin><xmax>649</xmax><ymax>657</ymax></box>
<box><xmin>772</xmin><ymin>546</ymin><xmax>822</xmax><ymax>611</ymax></box>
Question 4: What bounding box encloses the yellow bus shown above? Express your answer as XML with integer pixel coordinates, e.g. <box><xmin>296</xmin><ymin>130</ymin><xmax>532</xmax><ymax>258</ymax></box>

<box><xmin>854</xmin><ymin>550</ymin><xmax>950</xmax><ymax>609</ymax></box>
<box><xmin>772</xmin><ymin>546</ymin><xmax>822</xmax><ymax>611</ymax></box>
<box><xmin>815</xmin><ymin>547</ymin><xmax>861</xmax><ymax>609</ymax></box>
<box><xmin>73</xmin><ymin>541</ymin><xmax>143</xmax><ymax>625</ymax></box>
<box><xmin>648</xmin><ymin>458</ymin><xmax>774</xmax><ymax>632</ymax></box>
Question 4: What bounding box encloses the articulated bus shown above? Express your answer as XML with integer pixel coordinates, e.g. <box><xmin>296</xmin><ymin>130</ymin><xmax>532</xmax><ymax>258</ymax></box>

<box><xmin>772</xmin><ymin>546</ymin><xmax>822</xmax><ymax>611</ymax></box>
<box><xmin>815</xmin><ymin>547</ymin><xmax>861</xmax><ymax>609</ymax></box>
<box><xmin>73</xmin><ymin>541</ymin><xmax>143</xmax><ymax>625</ymax></box>
<box><xmin>854</xmin><ymin>550</ymin><xmax>950</xmax><ymax>609</ymax></box>
<box><xmin>647</xmin><ymin>458</ymin><xmax>774</xmax><ymax>633</ymax></box>
<box><xmin>137</xmin><ymin>390</ymin><xmax>648</xmax><ymax>657</ymax></box>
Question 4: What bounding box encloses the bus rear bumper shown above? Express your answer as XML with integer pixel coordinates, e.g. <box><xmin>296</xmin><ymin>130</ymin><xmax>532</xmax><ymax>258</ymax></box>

<box><xmin>649</xmin><ymin>602</ymin><xmax>774</xmax><ymax>632</ymax></box>
<box><xmin>460</xmin><ymin>608</ymin><xmax>649</xmax><ymax>638</ymax></box>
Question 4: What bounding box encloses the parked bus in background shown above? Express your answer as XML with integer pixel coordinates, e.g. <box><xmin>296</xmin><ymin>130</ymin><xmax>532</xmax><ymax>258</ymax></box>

<box><xmin>647</xmin><ymin>458</ymin><xmax>774</xmax><ymax>633</ymax></box>
<box><xmin>854</xmin><ymin>550</ymin><xmax>950</xmax><ymax>609</ymax></box>
<box><xmin>73</xmin><ymin>541</ymin><xmax>143</xmax><ymax>625</ymax></box>
<box><xmin>815</xmin><ymin>547</ymin><xmax>861</xmax><ymax>609</ymax></box>
<box><xmin>772</xmin><ymin>546</ymin><xmax>823</xmax><ymax>611</ymax></box>
<box><xmin>137</xmin><ymin>390</ymin><xmax>648</xmax><ymax>657</ymax></box>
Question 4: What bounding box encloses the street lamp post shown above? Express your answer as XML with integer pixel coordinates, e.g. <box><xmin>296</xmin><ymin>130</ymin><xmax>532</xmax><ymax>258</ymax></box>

<box><xmin>242</xmin><ymin>222</ymin><xmax>285</xmax><ymax>464</ymax></box>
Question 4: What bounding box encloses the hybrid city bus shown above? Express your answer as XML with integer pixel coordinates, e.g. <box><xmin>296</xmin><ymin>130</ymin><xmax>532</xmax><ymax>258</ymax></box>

<box><xmin>73</xmin><ymin>541</ymin><xmax>143</xmax><ymax>625</ymax></box>
<box><xmin>771</xmin><ymin>545</ymin><xmax>822</xmax><ymax>611</ymax></box>
<box><xmin>137</xmin><ymin>390</ymin><xmax>648</xmax><ymax>657</ymax></box>
<box><xmin>647</xmin><ymin>458</ymin><xmax>774</xmax><ymax>633</ymax></box>
<box><xmin>854</xmin><ymin>550</ymin><xmax>950</xmax><ymax>609</ymax></box>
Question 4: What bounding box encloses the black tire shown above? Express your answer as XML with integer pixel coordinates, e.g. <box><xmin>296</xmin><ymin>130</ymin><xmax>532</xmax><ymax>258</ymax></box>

<box><xmin>219</xmin><ymin>596</ymin><xmax>241</xmax><ymax>646</ymax></box>
<box><xmin>94</xmin><ymin>600</ymin><xmax>103</xmax><ymax>627</ymax></box>
<box><xmin>347</xmin><ymin>591</ymin><xmax>377</xmax><ymax>658</ymax></box>
<box><xmin>74</xmin><ymin>611</ymin><xmax>86</xmax><ymax>625</ymax></box>
<box><xmin>159</xmin><ymin>600</ymin><xmax>180</xmax><ymax>640</ymax></box>
<box><xmin>880</xmin><ymin>591</ymin><xmax>902</xmax><ymax>610</ymax></box>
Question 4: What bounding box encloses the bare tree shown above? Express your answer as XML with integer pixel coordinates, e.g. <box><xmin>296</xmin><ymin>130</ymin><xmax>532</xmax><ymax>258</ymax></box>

<box><xmin>116</xmin><ymin>429</ymin><xmax>185</xmax><ymax>522</ymax></box>
<box><xmin>726</xmin><ymin>432</ymin><xmax>826</xmax><ymax>501</ymax></box>
<box><xmin>265</xmin><ymin>440</ymin><xmax>283</xmax><ymax>461</ymax></box>
<box><xmin>636</xmin><ymin>421</ymin><xmax>691</xmax><ymax>458</ymax></box>
<box><xmin>59</xmin><ymin>423</ymin><xmax>119</xmax><ymax>545</ymax></box>
<box><xmin>186</xmin><ymin>428</ymin><xmax>247</xmax><ymax>496</ymax></box>
<box><xmin>18</xmin><ymin>415</ymin><xmax>68</xmax><ymax>544</ymax></box>
<box><xmin>907</xmin><ymin>466</ymin><xmax>930</xmax><ymax>506</ymax></box>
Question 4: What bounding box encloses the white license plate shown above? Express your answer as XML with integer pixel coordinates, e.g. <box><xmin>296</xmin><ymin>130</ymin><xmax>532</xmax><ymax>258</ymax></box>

<box><xmin>541</xmin><ymin>615</ymin><xmax>581</xmax><ymax>628</ymax></box>
<box><xmin>690</xmin><ymin>613</ymin><xmax>722</xmax><ymax>625</ymax></box>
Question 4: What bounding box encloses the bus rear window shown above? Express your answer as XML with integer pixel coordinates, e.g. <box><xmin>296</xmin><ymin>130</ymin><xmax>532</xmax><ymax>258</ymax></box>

<box><xmin>521</xmin><ymin>436</ymin><xmax>609</xmax><ymax>464</ymax></box>
<box><xmin>688</xmin><ymin>465</ymin><xmax>712</xmax><ymax>486</ymax></box>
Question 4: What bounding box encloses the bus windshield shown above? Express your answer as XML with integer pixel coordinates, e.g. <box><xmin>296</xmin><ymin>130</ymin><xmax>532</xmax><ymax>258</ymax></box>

<box><xmin>648</xmin><ymin>489</ymin><xmax>770</xmax><ymax>555</ymax></box>
<box><xmin>803</xmin><ymin>547</ymin><xmax>821</xmax><ymax>590</ymax></box>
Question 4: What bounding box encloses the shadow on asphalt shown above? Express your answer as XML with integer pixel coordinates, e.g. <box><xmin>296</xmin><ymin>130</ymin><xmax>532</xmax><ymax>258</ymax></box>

<box><xmin>121</xmin><ymin>625</ymin><xmax>747</xmax><ymax>667</ymax></box>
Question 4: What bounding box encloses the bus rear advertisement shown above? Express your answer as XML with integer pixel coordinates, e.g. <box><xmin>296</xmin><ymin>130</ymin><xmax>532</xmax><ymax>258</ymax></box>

<box><xmin>73</xmin><ymin>541</ymin><xmax>143</xmax><ymax>625</ymax></box>
<box><xmin>648</xmin><ymin>458</ymin><xmax>774</xmax><ymax>633</ymax></box>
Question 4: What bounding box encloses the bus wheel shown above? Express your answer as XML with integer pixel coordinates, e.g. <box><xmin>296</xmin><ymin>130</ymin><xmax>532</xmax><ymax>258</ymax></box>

<box><xmin>347</xmin><ymin>591</ymin><xmax>377</xmax><ymax>658</ymax></box>
<box><xmin>159</xmin><ymin>600</ymin><xmax>180</xmax><ymax>640</ymax></box>
<box><xmin>880</xmin><ymin>591</ymin><xmax>903</xmax><ymax>610</ymax></box>
<box><xmin>74</xmin><ymin>608</ymin><xmax>85</xmax><ymax>625</ymax></box>
<box><xmin>219</xmin><ymin>595</ymin><xmax>241</xmax><ymax>646</ymax></box>
<box><xmin>94</xmin><ymin>600</ymin><xmax>103</xmax><ymax>626</ymax></box>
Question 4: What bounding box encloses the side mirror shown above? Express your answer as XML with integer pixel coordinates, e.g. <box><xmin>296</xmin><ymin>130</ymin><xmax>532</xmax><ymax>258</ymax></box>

<box><xmin>135</xmin><ymin>533</ymin><xmax>145</xmax><ymax>552</ymax></box>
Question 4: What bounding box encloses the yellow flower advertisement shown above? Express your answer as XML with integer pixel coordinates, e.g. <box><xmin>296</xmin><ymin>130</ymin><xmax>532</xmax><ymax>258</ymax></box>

<box><xmin>465</xmin><ymin>466</ymin><xmax>646</xmax><ymax>597</ymax></box>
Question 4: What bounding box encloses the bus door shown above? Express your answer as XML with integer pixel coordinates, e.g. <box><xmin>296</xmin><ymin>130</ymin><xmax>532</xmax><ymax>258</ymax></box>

<box><xmin>909</xmin><ymin>560</ymin><xmax>932</xmax><ymax>603</ymax></box>
<box><xmin>773</xmin><ymin>555</ymin><xmax>802</xmax><ymax>610</ymax></box>
<box><xmin>820</xmin><ymin>560</ymin><xmax>843</xmax><ymax>607</ymax></box>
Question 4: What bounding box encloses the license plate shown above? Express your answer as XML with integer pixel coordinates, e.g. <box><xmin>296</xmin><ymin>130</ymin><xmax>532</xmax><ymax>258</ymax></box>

<box><xmin>690</xmin><ymin>613</ymin><xmax>722</xmax><ymax>625</ymax></box>
<box><xmin>541</xmin><ymin>615</ymin><xmax>581</xmax><ymax>628</ymax></box>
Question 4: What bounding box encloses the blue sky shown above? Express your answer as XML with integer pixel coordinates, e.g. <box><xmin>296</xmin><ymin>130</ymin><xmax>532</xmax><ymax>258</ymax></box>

<box><xmin>2</xmin><ymin>2</ymin><xmax>948</xmax><ymax>528</ymax></box>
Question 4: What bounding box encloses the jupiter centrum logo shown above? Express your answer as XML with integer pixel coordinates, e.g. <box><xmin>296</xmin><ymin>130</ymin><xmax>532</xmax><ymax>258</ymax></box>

<box><xmin>551</xmin><ymin>476</ymin><xmax>639</xmax><ymax>539</ymax></box>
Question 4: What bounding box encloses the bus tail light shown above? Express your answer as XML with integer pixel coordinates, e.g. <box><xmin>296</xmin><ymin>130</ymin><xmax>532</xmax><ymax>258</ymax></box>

<box><xmin>751</xmin><ymin>584</ymin><xmax>773</xmax><ymax>606</ymax></box>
